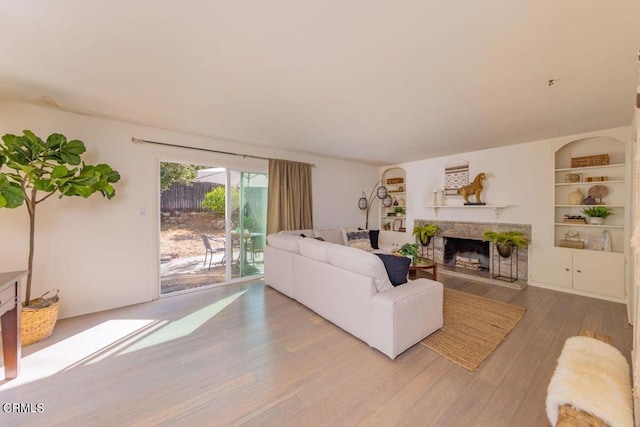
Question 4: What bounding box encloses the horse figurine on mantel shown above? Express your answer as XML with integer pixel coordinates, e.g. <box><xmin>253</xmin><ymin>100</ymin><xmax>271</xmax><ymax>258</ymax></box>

<box><xmin>457</xmin><ymin>173</ymin><xmax>486</xmax><ymax>204</ymax></box>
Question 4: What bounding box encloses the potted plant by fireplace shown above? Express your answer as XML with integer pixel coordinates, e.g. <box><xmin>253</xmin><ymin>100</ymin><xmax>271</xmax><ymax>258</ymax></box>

<box><xmin>412</xmin><ymin>223</ymin><xmax>439</xmax><ymax>257</ymax></box>
<box><xmin>482</xmin><ymin>230</ymin><xmax>530</xmax><ymax>258</ymax></box>
<box><xmin>0</xmin><ymin>130</ymin><xmax>120</xmax><ymax>346</ymax></box>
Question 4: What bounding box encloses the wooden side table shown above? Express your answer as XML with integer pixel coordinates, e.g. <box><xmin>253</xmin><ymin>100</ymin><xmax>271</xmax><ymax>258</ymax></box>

<box><xmin>0</xmin><ymin>270</ymin><xmax>25</xmax><ymax>380</ymax></box>
<box><xmin>408</xmin><ymin>259</ymin><xmax>437</xmax><ymax>281</ymax></box>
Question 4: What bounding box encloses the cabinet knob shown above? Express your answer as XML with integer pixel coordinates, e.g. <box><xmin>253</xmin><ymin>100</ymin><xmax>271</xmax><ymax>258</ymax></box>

<box><xmin>565</xmin><ymin>268</ymin><xmax>570</xmax><ymax>271</ymax></box>
<box><xmin>576</xmin><ymin>270</ymin><xmax>582</xmax><ymax>273</ymax></box>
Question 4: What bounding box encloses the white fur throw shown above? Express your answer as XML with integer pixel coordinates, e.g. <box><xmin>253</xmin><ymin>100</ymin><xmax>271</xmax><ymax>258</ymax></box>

<box><xmin>546</xmin><ymin>336</ymin><xmax>633</xmax><ymax>427</ymax></box>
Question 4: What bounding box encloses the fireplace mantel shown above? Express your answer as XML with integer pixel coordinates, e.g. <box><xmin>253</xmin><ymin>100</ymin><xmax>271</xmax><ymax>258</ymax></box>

<box><xmin>425</xmin><ymin>204</ymin><xmax>509</xmax><ymax>219</ymax></box>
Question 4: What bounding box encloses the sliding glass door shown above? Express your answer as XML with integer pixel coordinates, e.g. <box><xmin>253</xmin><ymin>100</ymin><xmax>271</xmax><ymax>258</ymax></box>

<box><xmin>228</xmin><ymin>171</ymin><xmax>268</xmax><ymax>280</ymax></box>
<box><xmin>160</xmin><ymin>163</ymin><xmax>267</xmax><ymax>295</ymax></box>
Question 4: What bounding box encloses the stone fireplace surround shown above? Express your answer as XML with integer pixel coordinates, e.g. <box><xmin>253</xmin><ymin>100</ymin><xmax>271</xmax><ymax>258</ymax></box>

<box><xmin>414</xmin><ymin>220</ymin><xmax>531</xmax><ymax>282</ymax></box>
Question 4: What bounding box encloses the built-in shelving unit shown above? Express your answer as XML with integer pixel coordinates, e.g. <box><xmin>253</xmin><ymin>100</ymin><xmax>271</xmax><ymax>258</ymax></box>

<box><xmin>547</xmin><ymin>136</ymin><xmax>629</xmax><ymax>300</ymax></box>
<box><xmin>380</xmin><ymin>167</ymin><xmax>407</xmax><ymax>233</ymax></box>
<box><xmin>554</xmin><ymin>155</ymin><xmax>626</xmax><ymax>253</ymax></box>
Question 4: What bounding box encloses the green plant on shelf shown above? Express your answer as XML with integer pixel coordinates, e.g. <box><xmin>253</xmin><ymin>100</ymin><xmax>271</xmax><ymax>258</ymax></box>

<box><xmin>393</xmin><ymin>206</ymin><xmax>406</xmax><ymax>215</ymax></box>
<box><xmin>582</xmin><ymin>206</ymin><xmax>614</xmax><ymax>218</ymax></box>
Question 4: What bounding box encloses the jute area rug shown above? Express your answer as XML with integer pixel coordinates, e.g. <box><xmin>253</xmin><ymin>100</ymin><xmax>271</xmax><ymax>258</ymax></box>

<box><xmin>420</xmin><ymin>288</ymin><xmax>526</xmax><ymax>371</ymax></box>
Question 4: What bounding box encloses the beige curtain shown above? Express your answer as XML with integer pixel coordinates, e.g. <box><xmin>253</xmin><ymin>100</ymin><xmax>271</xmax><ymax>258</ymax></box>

<box><xmin>633</xmin><ymin>50</ymin><xmax>640</xmax><ymax>400</ymax></box>
<box><xmin>267</xmin><ymin>159</ymin><xmax>313</xmax><ymax>235</ymax></box>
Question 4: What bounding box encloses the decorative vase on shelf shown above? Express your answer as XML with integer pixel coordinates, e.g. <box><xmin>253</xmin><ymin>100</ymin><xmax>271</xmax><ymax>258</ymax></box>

<box><xmin>568</xmin><ymin>188</ymin><xmax>583</xmax><ymax>205</ymax></box>
<box><xmin>601</xmin><ymin>230</ymin><xmax>612</xmax><ymax>251</ymax></box>
<box><xmin>433</xmin><ymin>189</ymin><xmax>438</xmax><ymax>207</ymax></box>
<box><xmin>588</xmin><ymin>217</ymin><xmax>604</xmax><ymax>225</ymax></box>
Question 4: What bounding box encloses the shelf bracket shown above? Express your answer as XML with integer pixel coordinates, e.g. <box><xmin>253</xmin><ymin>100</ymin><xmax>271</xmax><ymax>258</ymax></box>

<box><xmin>432</xmin><ymin>206</ymin><xmax>439</xmax><ymax>217</ymax></box>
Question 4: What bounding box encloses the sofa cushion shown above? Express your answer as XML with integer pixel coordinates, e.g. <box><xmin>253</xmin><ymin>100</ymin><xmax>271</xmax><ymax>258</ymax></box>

<box><xmin>376</xmin><ymin>254</ymin><xmax>410</xmax><ymax>286</ymax></box>
<box><xmin>315</xmin><ymin>229</ymin><xmax>346</xmax><ymax>245</ymax></box>
<box><xmin>343</xmin><ymin>229</ymin><xmax>373</xmax><ymax>251</ymax></box>
<box><xmin>267</xmin><ymin>233</ymin><xmax>302</xmax><ymax>253</ymax></box>
<box><xmin>328</xmin><ymin>244</ymin><xmax>393</xmax><ymax>292</ymax></box>
<box><xmin>298</xmin><ymin>237</ymin><xmax>332</xmax><ymax>263</ymax></box>
<box><xmin>300</xmin><ymin>233</ymin><xmax>325</xmax><ymax>241</ymax></box>
<box><xmin>279</xmin><ymin>229</ymin><xmax>315</xmax><ymax>238</ymax></box>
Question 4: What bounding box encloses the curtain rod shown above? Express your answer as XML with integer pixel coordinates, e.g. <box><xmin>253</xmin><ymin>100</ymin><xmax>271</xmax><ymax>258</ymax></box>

<box><xmin>131</xmin><ymin>137</ymin><xmax>315</xmax><ymax>167</ymax></box>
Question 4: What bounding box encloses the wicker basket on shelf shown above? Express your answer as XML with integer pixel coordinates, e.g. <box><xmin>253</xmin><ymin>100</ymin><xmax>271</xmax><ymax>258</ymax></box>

<box><xmin>21</xmin><ymin>290</ymin><xmax>60</xmax><ymax>347</ymax></box>
<box><xmin>570</xmin><ymin>154</ymin><xmax>609</xmax><ymax>168</ymax></box>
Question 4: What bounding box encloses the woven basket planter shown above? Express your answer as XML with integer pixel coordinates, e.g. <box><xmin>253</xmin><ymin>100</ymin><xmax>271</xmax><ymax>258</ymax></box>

<box><xmin>21</xmin><ymin>297</ymin><xmax>60</xmax><ymax>347</ymax></box>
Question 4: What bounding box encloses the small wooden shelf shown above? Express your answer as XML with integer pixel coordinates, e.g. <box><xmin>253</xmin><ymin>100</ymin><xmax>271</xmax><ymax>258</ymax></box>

<box><xmin>554</xmin><ymin>223</ymin><xmax>624</xmax><ymax>229</ymax></box>
<box><xmin>555</xmin><ymin>163</ymin><xmax>625</xmax><ymax>173</ymax></box>
<box><xmin>555</xmin><ymin>204</ymin><xmax>624</xmax><ymax>208</ymax></box>
<box><xmin>555</xmin><ymin>180</ymin><xmax>624</xmax><ymax>186</ymax></box>
<box><xmin>553</xmin><ymin>246</ymin><xmax>624</xmax><ymax>255</ymax></box>
<box><xmin>426</xmin><ymin>204</ymin><xmax>509</xmax><ymax>218</ymax></box>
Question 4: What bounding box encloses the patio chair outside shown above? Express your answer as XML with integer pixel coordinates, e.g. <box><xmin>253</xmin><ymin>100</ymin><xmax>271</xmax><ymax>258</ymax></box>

<box><xmin>201</xmin><ymin>234</ymin><xmax>225</xmax><ymax>270</ymax></box>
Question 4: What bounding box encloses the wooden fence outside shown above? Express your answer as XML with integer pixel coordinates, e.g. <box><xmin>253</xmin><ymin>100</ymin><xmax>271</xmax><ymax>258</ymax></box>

<box><xmin>161</xmin><ymin>182</ymin><xmax>269</xmax><ymax>217</ymax></box>
<box><xmin>161</xmin><ymin>182</ymin><xmax>220</xmax><ymax>212</ymax></box>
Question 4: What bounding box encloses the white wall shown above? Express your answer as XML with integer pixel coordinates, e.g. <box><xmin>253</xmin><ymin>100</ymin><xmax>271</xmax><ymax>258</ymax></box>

<box><xmin>0</xmin><ymin>101</ymin><xmax>378</xmax><ymax>317</ymax></box>
<box><xmin>379</xmin><ymin>126</ymin><xmax>632</xmax><ymax>282</ymax></box>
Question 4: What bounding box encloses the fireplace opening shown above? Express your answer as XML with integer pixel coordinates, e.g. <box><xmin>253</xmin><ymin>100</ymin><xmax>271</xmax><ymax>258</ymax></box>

<box><xmin>444</xmin><ymin>237</ymin><xmax>490</xmax><ymax>271</ymax></box>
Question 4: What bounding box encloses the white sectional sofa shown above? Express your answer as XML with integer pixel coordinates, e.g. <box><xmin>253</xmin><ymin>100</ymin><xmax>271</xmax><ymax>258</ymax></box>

<box><xmin>264</xmin><ymin>229</ymin><xmax>443</xmax><ymax>359</ymax></box>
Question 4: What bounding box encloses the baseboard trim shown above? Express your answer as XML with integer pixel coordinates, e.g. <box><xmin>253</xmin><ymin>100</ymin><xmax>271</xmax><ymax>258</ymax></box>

<box><xmin>527</xmin><ymin>280</ymin><xmax>627</xmax><ymax>304</ymax></box>
<box><xmin>438</xmin><ymin>268</ymin><xmax>527</xmax><ymax>290</ymax></box>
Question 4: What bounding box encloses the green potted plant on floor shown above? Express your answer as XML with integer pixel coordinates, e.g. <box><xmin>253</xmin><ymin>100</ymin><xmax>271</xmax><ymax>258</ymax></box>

<box><xmin>397</xmin><ymin>243</ymin><xmax>419</xmax><ymax>265</ymax></box>
<box><xmin>582</xmin><ymin>206</ymin><xmax>614</xmax><ymax>225</ymax></box>
<box><xmin>0</xmin><ymin>130</ymin><xmax>120</xmax><ymax>345</ymax></box>
<box><xmin>482</xmin><ymin>230</ymin><xmax>530</xmax><ymax>258</ymax></box>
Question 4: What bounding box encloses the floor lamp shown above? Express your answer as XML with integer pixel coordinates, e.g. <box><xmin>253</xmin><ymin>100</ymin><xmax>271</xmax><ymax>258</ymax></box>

<box><xmin>358</xmin><ymin>180</ymin><xmax>393</xmax><ymax>229</ymax></box>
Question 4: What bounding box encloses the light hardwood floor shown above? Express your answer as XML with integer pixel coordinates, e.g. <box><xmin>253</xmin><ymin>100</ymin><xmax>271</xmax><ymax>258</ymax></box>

<box><xmin>0</xmin><ymin>276</ymin><xmax>633</xmax><ymax>426</ymax></box>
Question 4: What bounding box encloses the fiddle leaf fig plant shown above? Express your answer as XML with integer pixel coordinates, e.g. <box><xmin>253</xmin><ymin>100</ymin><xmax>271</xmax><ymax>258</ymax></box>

<box><xmin>0</xmin><ymin>130</ymin><xmax>121</xmax><ymax>307</ymax></box>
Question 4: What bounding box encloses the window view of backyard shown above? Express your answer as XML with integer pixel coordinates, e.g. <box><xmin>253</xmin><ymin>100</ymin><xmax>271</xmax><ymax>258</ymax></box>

<box><xmin>160</xmin><ymin>162</ymin><xmax>267</xmax><ymax>294</ymax></box>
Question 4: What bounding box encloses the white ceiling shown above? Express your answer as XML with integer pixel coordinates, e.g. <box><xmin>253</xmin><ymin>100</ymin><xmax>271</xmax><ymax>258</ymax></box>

<box><xmin>1</xmin><ymin>1</ymin><xmax>639</xmax><ymax>165</ymax></box>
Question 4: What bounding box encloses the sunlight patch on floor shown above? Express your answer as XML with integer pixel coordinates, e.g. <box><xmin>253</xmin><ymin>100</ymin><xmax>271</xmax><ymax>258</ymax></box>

<box><xmin>121</xmin><ymin>289</ymin><xmax>247</xmax><ymax>355</ymax></box>
<box><xmin>0</xmin><ymin>319</ymin><xmax>155</xmax><ymax>391</ymax></box>
<box><xmin>0</xmin><ymin>290</ymin><xmax>248</xmax><ymax>391</ymax></box>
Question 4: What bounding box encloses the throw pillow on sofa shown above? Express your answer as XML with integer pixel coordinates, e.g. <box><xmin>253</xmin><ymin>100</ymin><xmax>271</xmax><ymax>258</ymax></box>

<box><xmin>343</xmin><ymin>228</ymin><xmax>373</xmax><ymax>251</ymax></box>
<box><xmin>358</xmin><ymin>228</ymin><xmax>380</xmax><ymax>250</ymax></box>
<box><xmin>375</xmin><ymin>254</ymin><xmax>411</xmax><ymax>286</ymax></box>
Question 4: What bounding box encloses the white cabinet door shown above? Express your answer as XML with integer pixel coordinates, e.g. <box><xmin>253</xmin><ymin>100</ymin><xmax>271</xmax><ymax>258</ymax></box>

<box><xmin>573</xmin><ymin>251</ymin><xmax>625</xmax><ymax>298</ymax></box>
<box><xmin>530</xmin><ymin>247</ymin><xmax>572</xmax><ymax>289</ymax></box>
